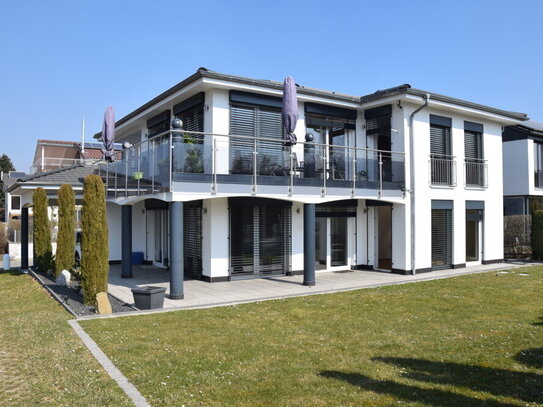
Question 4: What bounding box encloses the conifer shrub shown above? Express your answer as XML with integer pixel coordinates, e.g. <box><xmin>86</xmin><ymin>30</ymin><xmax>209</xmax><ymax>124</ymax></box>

<box><xmin>55</xmin><ymin>184</ymin><xmax>75</xmax><ymax>276</ymax></box>
<box><xmin>33</xmin><ymin>188</ymin><xmax>53</xmax><ymax>272</ymax></box>
<box><xmin>531</xmin><ymin>210</ymin><xmax>543</xmax><ymax>259</ymax></box>
<box><xmin>81</xmin><ymin>175</ymin><xmax>109</xmax><ymax>305</ymax></box>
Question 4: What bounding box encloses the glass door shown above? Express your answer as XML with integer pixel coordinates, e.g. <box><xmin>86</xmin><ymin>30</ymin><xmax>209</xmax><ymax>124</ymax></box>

<box><xmin>315</xmin><ymin>216</ymin><xmax>352</xmax><ymax>271</ymax></box>
<box><xmin>466</xmin><ymin>210</ymin><xmax>482</xmax><ymax>264</ymax></box>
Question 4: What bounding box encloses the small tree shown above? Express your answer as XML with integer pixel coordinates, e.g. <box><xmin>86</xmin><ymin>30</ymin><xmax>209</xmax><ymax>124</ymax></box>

<box><xmin>33</xmin><ymin>188</ymin><xmax>53</xmax><ymax>272</ymax></box>
<box><xmin>81</xmin><ymin>175</ymin><xmax>109</xmax><ymax>305</ymax></box>
<box><xmin>55</xmin><ymin>184</ymin><xmax>75</xmax><ymax>276</ymax></box>
<box><xmin>531</xmin><ymin>210</ymin><xmax>543</xmax><ymax>259</ymax></box>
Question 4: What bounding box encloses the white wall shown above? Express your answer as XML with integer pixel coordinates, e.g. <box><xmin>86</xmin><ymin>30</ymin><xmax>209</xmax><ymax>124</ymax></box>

<box><xmin>132</xmin><ymin>201</ymin><xmax>147</xmax><ymax>254</ymax></box>
<box><xmin>503</xmin><ymin>140</ymin><xmax>530</xmax><ymax>196</ymax></box>
<box><xmin>106</xmin><ymin>202</ymin><xmax>121</xmax><ymax>261</ymax></box>
<box><xmin>291</xmin><ymin>203</ymin><xmax>304</xmax><ymax>272</ymax></box>
<box><xmin>405</xmin><ymin>102</ymin><xmax>505</xmax><ymax>270</ymax></box>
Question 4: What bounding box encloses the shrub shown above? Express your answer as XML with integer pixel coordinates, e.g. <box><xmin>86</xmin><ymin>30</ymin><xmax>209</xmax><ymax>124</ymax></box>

<box><xmin>33</xmin><ymin>188</ymin><xmax>53</xmax><ymax>272</ymax></box>
<box><xmin>0</xmin><ymin>222</ymin><xmax>7</xmax><ymax>254</ymax></box>
<box><xmin>531</xmin><ymin>210</ymin><xmax>543</xmax><ymax>259</ymax></box>
<box><xmin>81</xmin><ymin>175</ymin><xmax>109</xmax><ymax>305</ymax></box>
<box><xmin>55</xmin><ymin>184</ymin><xmax>75</xmax><ymax>276</ymax></box>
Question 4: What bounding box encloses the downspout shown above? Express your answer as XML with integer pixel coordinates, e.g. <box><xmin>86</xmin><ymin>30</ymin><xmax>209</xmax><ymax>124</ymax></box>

<box><xmin>408</xmin><ymin>94</ymin><xmax>430</xmax><ymax>275</ymax></box>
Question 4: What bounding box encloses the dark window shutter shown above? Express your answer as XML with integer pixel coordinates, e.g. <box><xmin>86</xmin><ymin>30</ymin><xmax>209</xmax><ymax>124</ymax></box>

<box><xmin>430</xmin><ymin>124</ymin><xmax>451</xmax><ymax>156</ymax></box>
<box><xmin>465</xmin><ymin>131</ymin><xmax>482</xmax><ymax>159</ymax></box>
<box><xmin>431</xmin><ymin>209</ymin><xmax>453</xmax><ymax>269</ymax></box>
<box><xmin>184</xmin><ymin>201</ymin><xmax>202</xmax><ymax>278</ymax></box>
<box><xmin>229</xmin><ymin>199</ymin><xmax>291</xmax><ymax>277</ymax></box>
<box><xmin>229</xmin><ymin>104</ymin><xmax>283</xmax><ymax>174</ymax></box>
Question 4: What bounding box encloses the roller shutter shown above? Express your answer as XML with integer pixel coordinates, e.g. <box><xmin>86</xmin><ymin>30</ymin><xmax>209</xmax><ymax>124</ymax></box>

<box><xmin>431</xmin><ymin>208</ymin><xmax>453</xmax><ymax>270</ymax></box>
<box><xmin>184</xmin><ymin>201</ymin><xmax>202</xmax><ymax>278</ymax></box>
<box><xmin>229</xmin><ymin>198</ymin><xmax>291</xmax><ymax>278</ymax></box>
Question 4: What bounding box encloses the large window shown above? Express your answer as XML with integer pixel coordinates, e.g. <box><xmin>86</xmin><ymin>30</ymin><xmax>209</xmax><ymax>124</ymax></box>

<box><xmin>534</xmin><ymin>141</ymin><xmax>543</xmax><ymax>188</ymax></box>
<box><xmin>430</xmin><ymin>115</ymin><xmax>455</xmax><ymax>186</ymax></box>
<box><xmin>229</xmin><ymin>91</ymin><xmax>284</xmax><ymax>175</ymax></box>
<box><xmin>10</xmin><ymin>195</ymin><xmax>21</xmax><ymax>210</ymax></box>
<box><xmin>431</xmin><ymin>200</ymin><xmax>453</xmax><ymax>270</ymax></box>
<box><xmin>229</xmin><ymin>198</ymin><xmax>291</xmax><ymax>278</ymax></box>
<box><xmin>464</xmin><ymin>121</ymin><xmax>486</xmax><ymax>188</ymax></box>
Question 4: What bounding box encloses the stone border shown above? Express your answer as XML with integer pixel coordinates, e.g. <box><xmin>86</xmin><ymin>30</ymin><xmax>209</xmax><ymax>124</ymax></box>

<box><xmin>68</xmin><ymin>320</ymin><xmax>151</xmax><ymax>407</ymax></box>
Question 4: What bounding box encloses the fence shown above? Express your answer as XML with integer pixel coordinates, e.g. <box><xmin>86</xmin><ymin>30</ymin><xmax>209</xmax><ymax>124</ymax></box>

<box><xmin>504</xmin><ymin>214</ymin><xmax>531</xmax><ymax>257</ymax></box>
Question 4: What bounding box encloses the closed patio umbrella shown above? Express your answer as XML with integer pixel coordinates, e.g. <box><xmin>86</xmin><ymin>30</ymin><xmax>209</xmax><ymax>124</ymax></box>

<box><xmin>282</xmin><ymin>76</ymin><xmax>298</xmax><ymax>145</ymax></box>
<box><xmin>102</xmin><ymin>106</ymin><xmax>115</xmax><ymax>162</ymax></box>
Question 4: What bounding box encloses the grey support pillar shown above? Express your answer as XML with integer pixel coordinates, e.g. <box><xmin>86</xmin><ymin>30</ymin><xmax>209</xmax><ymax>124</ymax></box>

<box><xmin>21</xmin><ymin>207</ymin><xmax>29</xmax><ymax>270</ymax></box>
<box><xmin>303</xmin><ymin>203</ymin><xmax>316</xmax><ymax>286</ymax></box>
<box><xmin>169</xmin><ymin>201</ymin><xmax>184</xmax><ymax>300</ymax></box>
<box><xmin>121</xmin><ymin>205</ymin><xmax>133</xmax><ymax>278</ymax></box>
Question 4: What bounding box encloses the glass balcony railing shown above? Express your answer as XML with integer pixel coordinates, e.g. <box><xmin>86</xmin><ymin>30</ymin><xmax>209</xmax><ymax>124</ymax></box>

<box><xmin>97</xmin><ymin>130</ymin><xmax>406</xmax><ymax>198</ymax></box>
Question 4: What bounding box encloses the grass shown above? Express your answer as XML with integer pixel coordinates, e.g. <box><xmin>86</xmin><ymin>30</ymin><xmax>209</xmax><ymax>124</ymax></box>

<box><xmin>81</xmin><ymin>266</ymin><xmax>543</xmax><ymax>407</ymax></box>
<box><xmin>0</xmin><ymin>270</ymin><xmax>132</xmax><ymax>407</ymax></box>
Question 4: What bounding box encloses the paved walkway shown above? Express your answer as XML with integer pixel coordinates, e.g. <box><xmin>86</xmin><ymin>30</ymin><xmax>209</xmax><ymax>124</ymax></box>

<box><xmin>107</xmin><ymin>261</ymin><xmax>530</xmax><ymax>312</ymax></box>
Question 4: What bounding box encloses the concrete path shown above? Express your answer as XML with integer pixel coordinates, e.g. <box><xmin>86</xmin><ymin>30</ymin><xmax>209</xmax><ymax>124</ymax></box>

<box><xmin>107</xmin><ymin>262</ymin><xmax>529</xmax><ymax>313</ymax></box>
<box><xmin>68</xmin><ymin>320</ymin><xmax>151</xmax><ymax>407</ymax></box>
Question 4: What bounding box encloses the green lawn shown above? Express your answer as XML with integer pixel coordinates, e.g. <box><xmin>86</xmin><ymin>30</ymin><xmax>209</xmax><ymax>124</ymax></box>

<box><xmin>0</xmin><ymin>271</ymin><xmax>132</xmax><ymax>407</ymax></box>
<box><xmin>81</xmin><ymin>267</ymin><xmax>543</xmax><ymax>407</ymax></box>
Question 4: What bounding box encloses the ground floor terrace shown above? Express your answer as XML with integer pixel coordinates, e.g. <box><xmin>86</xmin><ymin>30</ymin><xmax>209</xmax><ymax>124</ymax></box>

<box><xmin>100</xmin><ymin>194</ymin><xmax>502</xmax><ymax>301</ymax></box>
<box><xmin>107</xmin><ymin>261</ymin><xmax>520</xmax><ymax>311</ymax></box>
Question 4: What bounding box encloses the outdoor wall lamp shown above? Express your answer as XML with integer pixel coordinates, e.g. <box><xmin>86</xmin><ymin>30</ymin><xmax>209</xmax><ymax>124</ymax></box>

<box><xmin>202</xmin><ymin>208</ymin><xmax>208</xmax><ymax>214</ymax></box>
<box><xmin>296</xmin><ymin>207</ymin><xmax>301</xmax><ymax>214</ymax></box>
<box><xmin>171</xmin><ymin>118</ymin><xmax>183</xmax><ymax>129</ymax></box>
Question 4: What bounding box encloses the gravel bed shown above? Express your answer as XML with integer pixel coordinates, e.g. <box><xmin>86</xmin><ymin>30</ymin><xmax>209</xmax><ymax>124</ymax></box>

<box><xmin>33</xmin><ymin>271</ymin><xmax>136</xmax><ymax>316</ymax></box>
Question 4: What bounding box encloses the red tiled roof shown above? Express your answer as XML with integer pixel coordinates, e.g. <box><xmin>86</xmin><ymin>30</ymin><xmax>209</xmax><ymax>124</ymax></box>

<box><xmin>81</xmin><ymin>148</ymin><xmax>103</xmax><ymax>159</ymax></box>
<box><xmin>37</xmin><ymin>139</ymin><xmax>79</xmax><ymax>146</ymax></box>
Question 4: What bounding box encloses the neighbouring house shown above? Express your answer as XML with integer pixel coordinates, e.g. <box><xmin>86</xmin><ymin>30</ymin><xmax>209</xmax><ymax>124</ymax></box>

<box><xmin>30</xmin><ymin>139</ymin><xmax>121</xmax><ymax>174</ymax></box>
<box><xmin>9</xmin><ymin>68</ymin><xmax>528</xmax><ymax>299</ymax></box>
<box><xmin>502</xmin><ymin>120</ymin><xmax>543</xmax><ymax>254</ymax></box>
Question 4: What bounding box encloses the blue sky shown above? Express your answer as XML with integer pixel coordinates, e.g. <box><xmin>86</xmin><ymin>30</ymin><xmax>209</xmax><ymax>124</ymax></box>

<box><xmin>1</xmin><ymin>0</ymin><xmax>542</xmax><ymax>171</ymax></box>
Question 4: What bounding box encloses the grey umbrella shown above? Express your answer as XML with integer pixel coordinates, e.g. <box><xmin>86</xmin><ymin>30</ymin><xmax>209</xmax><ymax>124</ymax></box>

<box><xmin>282</xmin><ymin>76</ymin><xmax>298</xmax><ymax>145</ymax></box>
<box><xmin>102</xmin><ymin>106</ymin><xmax>115</xmax><ymax>162</ymax></box>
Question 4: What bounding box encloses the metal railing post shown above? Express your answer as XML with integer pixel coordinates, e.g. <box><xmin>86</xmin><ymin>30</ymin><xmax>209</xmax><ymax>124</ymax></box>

<box><xmin>351</xmin><ymin>148</ymin><xmax>356</xmax><ymax>198</ymax></box>
<box><xmin>211</xmin><ymin>137</ymin><xmax>217</xmax><ymax>194</ymax></box>
<box><xmin>322</xmin><ymin>148</ymin><xmax>327</xmax><ymax>197</ymax></box>
<box><xmin>378</xmin><ymin>152</ymin><xmax>383</xmax><ymax>197</ymax></box>
<box><xmin>137</xmin><ymin>144</ymin><xmax>141</xmax><ymax>194</ymax></box>
<box><xmin>125</xmin><ymin>157</ymin><xmax>128</xmax><ymax>197</ymax></box>
<box><xmin>252</xmin><ymin>138</ymin><xmax>257</xmax><ymax>194</ymax></box>
<box><xmin>288</xmin><ymin>144</ymin><xmax>293</xmax><ymax>196</ymax></box>
<box><xmin>114</xmin><ymin>161</ymin><xmax>118</xmax><ymax>198</ymax></box>
<box><xmin>168</xmin><ymin>132</ymin><xmax>173</xmax><ymax>192</ymax></box>
<box><xmin>151</xmin><ymin>140</ymin><xmax>155</xmax><ymax>192</ymax></box>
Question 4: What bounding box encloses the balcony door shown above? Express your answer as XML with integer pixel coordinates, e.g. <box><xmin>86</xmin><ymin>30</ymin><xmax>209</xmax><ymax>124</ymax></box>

<box><xmin>314</xmin><ymin>201</ymin><xmax>356</xmax><ymax>271</ymax></box>
<box><xmin>153</xmin><ymin>209</ymin><xmax>169</xmax><ymax>267</ymax></box>
<box><xmin>305</xmin><ymin>118</ymin><xmax>355</xmax><ymax>181</ymax></box>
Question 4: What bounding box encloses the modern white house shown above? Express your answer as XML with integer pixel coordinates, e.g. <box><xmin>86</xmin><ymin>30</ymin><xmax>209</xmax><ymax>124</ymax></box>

<box><xmin>10</xmin><ymin>68</ymin><xmax>528</xmax><ymax>299</ymax></box>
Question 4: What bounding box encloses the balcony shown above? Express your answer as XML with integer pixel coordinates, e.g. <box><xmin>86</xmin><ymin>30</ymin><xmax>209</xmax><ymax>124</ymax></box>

<box><xmin>98</xmin><ymin>130</ymin><xmax>405</xmax><ymax>199</ymax></box>
<box><xmin>464</xmin><ymin>158</ymin><xmax>487</xmax><ymax>189</ymax></box>
<box><xmin>429</xmin><ymin>154</ymin><xmax>456</xmax><ymax>187</ymax></box>
<box><xmin>30</xmin><ymin>157</ymin><xmax>95</xmax><ymax>174</ymax></box>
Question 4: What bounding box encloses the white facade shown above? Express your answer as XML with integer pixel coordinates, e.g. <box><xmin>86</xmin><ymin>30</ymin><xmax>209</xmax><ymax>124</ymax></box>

<box><xmin>100</xmin><ymin>70</ymin><xmax>524</xmax><ymax>283</ymax></box>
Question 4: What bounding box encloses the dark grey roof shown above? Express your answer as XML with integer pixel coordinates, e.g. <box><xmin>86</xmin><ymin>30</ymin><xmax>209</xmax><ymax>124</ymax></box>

<box><xmin>518</xmin><ymin>120</ymin><xmax>543</xmax><ymax>133</ymax></box>
<box><xmin>95</xmin><ymin>68</ymin><xmax>528</xmax><ymax>138</ymax></box>
<box><xmin>360</xmin><ymin>84</ymin><xmax>528</xmax><ymax>121</ymax></box>
<box><xmin>7</xmin><ymin>164</ymin><xmax>96</xmax><ymax>192</ymax></box>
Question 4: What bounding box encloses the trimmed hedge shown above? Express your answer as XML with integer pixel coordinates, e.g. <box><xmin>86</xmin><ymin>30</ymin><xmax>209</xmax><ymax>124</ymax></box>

<box><xmin>33</xmin><ymin>187</ymin><xmax>53</xmax><ymax>272</ymax></box>
<box><xmin>81</xmin><ymin>175</ymin><xmax>109</xmax><ymax>305</ymax></box>
<box><xmin>55</xmin><ymin>184</ymin><xmax>76</xmax><ymax>276</ymax></box>
<box><xmin>531</xmin><ymin>210</ymin><xmax>543</xmax><ymax>259</ymax></box>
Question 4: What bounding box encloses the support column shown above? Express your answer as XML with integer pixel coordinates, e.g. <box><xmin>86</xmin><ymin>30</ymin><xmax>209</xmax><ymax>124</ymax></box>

<box><xmin>121</xmin><ymin>205</ymin><xmax>132</xmax><ymax>278</ymax></box>
<box><xmin>303</xmin><ymin>203</ymin><xmax>316</xmax><ymax>286</ymax></box>
<box><xmin>169</xmin><ymin>201</ymin><xmax>184</xmax><ymax>299</ymax></box>
<box><xmin>21</xmin><ymin>207</ymin><xmax>29</xmax><ymax>270</ymax></box>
